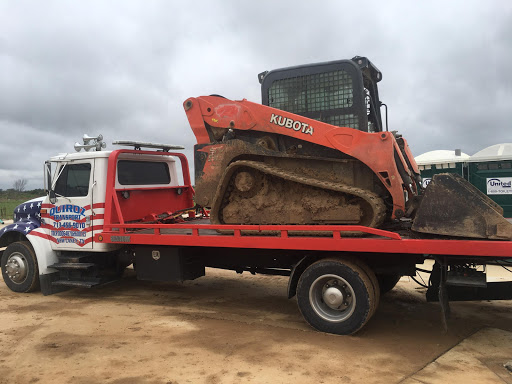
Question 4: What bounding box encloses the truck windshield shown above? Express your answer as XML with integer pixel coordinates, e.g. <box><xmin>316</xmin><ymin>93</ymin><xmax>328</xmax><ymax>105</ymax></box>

<box><xmin>54</xmin><ymin>163</ymin><xmax>91</xmax><ymax>197</ymax></box>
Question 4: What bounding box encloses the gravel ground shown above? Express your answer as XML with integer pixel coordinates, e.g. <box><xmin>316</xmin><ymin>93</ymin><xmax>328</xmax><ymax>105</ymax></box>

<box><xmin>1</xmin><ymin>266</ymin><xmax>512</xmax><ymax>383</ymax></box>
<box><xmin>1</xmin><ymin>220</ymin><xmax>512</xmax><ymax>383</ymax></box>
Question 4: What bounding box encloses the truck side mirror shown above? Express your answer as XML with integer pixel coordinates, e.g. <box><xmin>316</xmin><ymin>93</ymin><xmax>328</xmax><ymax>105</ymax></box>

<box><xmin>45</xmin><ymin>161</ymin><xmax>57</xmax><ymax>203</ymax></box>
<box><xmin>44</xmin><ymin>161</ymin><xmax>52</xmax><ymax>194</ymax></box>
<box><xmin>49</xmin><ymin>190</ymin><xmax>56</xmax><ymax>204</ymax></box>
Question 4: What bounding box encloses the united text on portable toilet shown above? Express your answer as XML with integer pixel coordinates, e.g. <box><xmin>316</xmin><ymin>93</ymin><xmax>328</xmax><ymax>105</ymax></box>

<box><xmin>467</xmin><ymin>143</ymin><xmax>512</xmax><ymax>218</ymax></box>
<box><xmin>415</xmin><ymin>149</ymin><xmax>470</xmax><ymax>188</ymax></box>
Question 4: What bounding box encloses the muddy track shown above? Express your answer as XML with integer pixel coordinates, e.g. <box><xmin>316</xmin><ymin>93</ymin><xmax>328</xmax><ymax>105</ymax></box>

<box><xmin>210</xmin><ymin>160</ymin><xmax>387</xmax><ymax>232</ymax></box>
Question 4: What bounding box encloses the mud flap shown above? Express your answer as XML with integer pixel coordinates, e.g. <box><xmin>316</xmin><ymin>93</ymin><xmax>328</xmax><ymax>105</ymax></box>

<box><xmin>412</xmin><ymin>173</ymin><xmax>512</xmax><ymax>240</ymax></box>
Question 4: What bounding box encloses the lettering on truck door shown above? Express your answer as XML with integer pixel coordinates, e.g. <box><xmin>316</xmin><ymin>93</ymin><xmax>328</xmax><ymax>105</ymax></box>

<box><xmin>46</xmin><ymin>161</ymin><xmax>97</xmax><ymax>250</ymax></box>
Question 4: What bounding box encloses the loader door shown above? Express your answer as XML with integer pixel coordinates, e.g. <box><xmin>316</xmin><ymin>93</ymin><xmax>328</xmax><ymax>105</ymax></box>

<box><xmin>49</xmin><ymin>160</ymin><xmax>95</xmax><ymax>250</ymax></box>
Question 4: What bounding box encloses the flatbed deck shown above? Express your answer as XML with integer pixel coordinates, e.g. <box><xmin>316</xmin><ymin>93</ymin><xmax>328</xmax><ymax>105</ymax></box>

<box><xmin>97</xmin><ymin>218</ymin><xmax>512</xmax><ymax>259</ymax></box>
<box><xmin>97</xmin><ymin>149</ymin><xmax>512</xmax><ymax>261</ymax></box>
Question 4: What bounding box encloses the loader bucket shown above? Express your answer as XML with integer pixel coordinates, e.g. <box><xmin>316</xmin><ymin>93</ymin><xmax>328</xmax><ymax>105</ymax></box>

<box><xmin>412</xmin><ymin>173</ymin><xmax>512</xmax><ymax>240</ymax></box>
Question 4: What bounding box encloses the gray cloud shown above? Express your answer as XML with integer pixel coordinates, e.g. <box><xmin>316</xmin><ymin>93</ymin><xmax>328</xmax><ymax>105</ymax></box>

<box><xmin>0</xmin><ymin>0</ymin><xmax>511</xmax><ymax>190</ymax></box>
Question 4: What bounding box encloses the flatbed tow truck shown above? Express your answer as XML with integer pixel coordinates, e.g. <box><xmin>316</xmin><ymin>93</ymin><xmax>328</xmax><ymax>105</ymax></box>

<box><xmin>3</xmin><ymin>56</ymin><xmax>512</xmax><ymax>335</ymax></box>
<box><xmin>1</xmin><ymin>135</ymin><xmax>511</xmax><ymax>335</ymax></box>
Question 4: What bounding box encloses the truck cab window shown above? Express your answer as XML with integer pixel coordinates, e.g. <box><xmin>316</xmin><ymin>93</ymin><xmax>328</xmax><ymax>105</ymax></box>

<box><xmin>117</xmin><ymin>160</ymin><xmax>171</xmax><ymax>185</ymax></box>
<box><xmin>54</xmin><ymin>163</ymin><xmax>91</xmax><ymax>197</ymax></box>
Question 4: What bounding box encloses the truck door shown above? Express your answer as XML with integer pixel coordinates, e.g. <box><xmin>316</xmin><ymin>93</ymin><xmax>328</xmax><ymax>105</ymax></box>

<box><xmin>49</xmin><ymin>160</ymin><xmax>95</xmax><ymax>250</ymax></box>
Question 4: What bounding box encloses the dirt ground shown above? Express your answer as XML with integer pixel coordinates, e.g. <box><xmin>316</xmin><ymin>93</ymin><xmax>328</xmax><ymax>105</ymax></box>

<box><xmin>1</xmin><ymin>222</ymin><xmax>512</xmax><ymax>383</ymax></box>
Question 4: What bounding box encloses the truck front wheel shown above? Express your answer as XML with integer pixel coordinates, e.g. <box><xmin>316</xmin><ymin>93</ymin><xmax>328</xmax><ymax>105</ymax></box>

<box><xmin>297</xmin><ymin>258</ymin><xmax>377</xmax><ymax>335</ymax></box>
<box><xmin>1</xmin><ymin>241</ymin><xmax>40</xmax><ymax>293</ymax></box>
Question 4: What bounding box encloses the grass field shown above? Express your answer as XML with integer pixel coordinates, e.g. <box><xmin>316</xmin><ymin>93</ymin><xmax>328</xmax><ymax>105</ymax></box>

<box><xmin>0</xmin><ymin>191</ymin><xmax>42</xmax><ymax>219</ymax></box>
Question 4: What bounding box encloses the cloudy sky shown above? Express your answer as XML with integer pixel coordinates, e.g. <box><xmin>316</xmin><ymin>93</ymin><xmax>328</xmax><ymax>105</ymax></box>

<box><xmin>1</xmin><ymin>1</ymin><xmax>511</xmax><ymax>190</ymax></box>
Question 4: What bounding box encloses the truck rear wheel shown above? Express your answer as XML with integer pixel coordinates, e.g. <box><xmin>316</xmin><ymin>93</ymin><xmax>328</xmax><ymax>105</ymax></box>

<box><xmin>349</xmin><ymin>258</ymin><xmax>380</xmax><ymax>318</ymax></box>
<box><xmin>297</xmin><ymin>258</ymin><xmax>377</xmax><ymax>335</ymax></box>
<box><xmin>1</xmin><ymin>241</ymin><xmax>40</xmax><ymax>293</ymax></box>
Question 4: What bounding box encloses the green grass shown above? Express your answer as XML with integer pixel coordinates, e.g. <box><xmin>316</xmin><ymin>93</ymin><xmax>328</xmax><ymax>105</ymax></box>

<box><xmin>0</xmin><ymin>191</ymin><xmax>43</xmax><ymax>219</ymax></box>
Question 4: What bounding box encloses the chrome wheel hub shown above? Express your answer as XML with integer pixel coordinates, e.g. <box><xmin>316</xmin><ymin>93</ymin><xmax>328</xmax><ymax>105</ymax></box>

<box><xmin>309</xmin><ymin>274</ymin><xmax>356</xmax><ymax>323</ymax></box>
<box><xmin>323</xmin><ymin>286</ymin><xmax>344</xmax><ymax>309</ymax></box>
<box><xmin>5</xmin><ymin>253</ymin><xmax>28</xmax><ymax>284</ymax></box>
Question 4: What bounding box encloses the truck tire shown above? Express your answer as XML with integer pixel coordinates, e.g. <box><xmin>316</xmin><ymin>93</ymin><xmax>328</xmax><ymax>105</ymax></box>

<box><xmin>376</xmin><ymin>273</ymin><xmax>401</xmax><ymax>295</ymax></box>
<box><xmin>1</xmin><ymin>241</ymin><xmax>40</xmax><ymax>293</ymax></box>
<box><xmin>349</xmin><ymin>258</ymin><xmax>380</xmax><ymax>318</ymax></box>
<box><xmin>297</xmin><ymin>258</ymin><xmax>377</xmax><ymax>335</ymax></box>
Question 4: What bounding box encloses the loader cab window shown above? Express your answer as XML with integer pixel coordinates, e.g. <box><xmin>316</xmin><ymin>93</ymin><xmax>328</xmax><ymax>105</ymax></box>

<box><xmin>117</xmin><ymin>160</ymin><xmax>171</xmax><ymax>185</ymax></box>
<box><xmin>268</xmin><ymin>70</ymin><xmax>354</xmax><ymax>112</ymax></box>
<box><xmin>362</xmin><ymin>77</ymin><xmax>383</xmax><ymax>133</ymax></box>
<box><xmin>261</xmin><ymin>60</ymin><xmax>371</xmax><ymax>132</ymax></box>
<box><xmin>267</xmin><ymin>70</ymin><xmax>360</xmax><ymax>130</ymax></box>
<box><xmin>54</xmin><ymin>163</ymin><xmax>91</xmax><ymax>197</ymax></box>
<box><xmin>364</xmin><ymin>87</ymin><xmax>380</xmax><ymax>132</ymax></box>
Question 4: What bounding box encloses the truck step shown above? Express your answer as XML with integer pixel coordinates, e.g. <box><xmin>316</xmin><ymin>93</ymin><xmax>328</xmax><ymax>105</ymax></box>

<box><xmin>48</xmin><ymin>263</ymin><xmax>97</xmax><ymax>270</ymax></box>
<box><xmin>51</xmin><ymin>280</ymin><xmax>100</xmax><ymax>288</ymax></box>
<box><xmin>56</xmin><ymin>255</ymin><xmax>97</xmax><ymax>263</ymax></box>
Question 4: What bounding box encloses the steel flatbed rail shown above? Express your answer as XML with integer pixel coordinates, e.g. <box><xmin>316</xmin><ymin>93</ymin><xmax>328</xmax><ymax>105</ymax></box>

<box><xmin>96</xmin><ymin>221</ymin><xmax>512</xmax><ymax>258</ymax></box>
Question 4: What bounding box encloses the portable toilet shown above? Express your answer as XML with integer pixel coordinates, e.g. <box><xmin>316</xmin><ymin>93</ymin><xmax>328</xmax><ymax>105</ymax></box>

<box><xmin>467</xmin><ymin>143</ymin><xmax>512</xmax><ymax>219</ymax></box>
<box><xmin>415</xmin><ymin>149</ymin><xmax>470</xmax><ymax>188</ymax></box>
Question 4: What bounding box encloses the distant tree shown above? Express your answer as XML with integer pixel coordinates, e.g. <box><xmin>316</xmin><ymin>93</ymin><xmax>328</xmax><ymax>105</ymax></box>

<box><xmin>13</xmin><ymin>179</ymin><xmax>28</xmax><ymax>192</ymax></box>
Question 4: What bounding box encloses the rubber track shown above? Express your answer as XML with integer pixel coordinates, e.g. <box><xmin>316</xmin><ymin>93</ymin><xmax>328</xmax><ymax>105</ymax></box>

<box><xmin>212</xmin><ymin>160</ymin><xmax>387</xmax><ymax>229</ymax></box>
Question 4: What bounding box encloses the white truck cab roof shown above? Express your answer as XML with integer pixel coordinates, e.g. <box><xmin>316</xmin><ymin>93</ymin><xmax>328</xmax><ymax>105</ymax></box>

<box><xmin>49</xmin><ymin>151</ymin><xmax>113</xmax><ymax>162</ymax></box>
